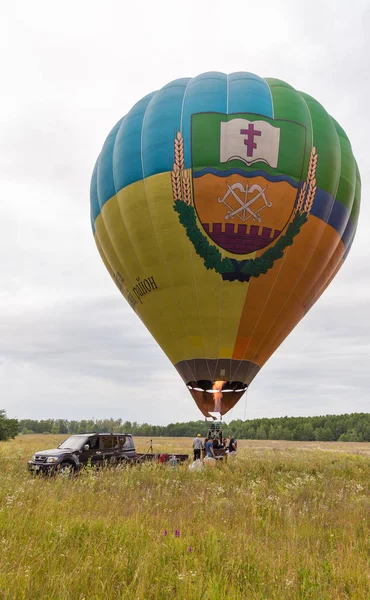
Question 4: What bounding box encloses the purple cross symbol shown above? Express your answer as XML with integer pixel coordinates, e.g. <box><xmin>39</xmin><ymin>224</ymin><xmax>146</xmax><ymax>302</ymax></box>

<box><xmin>240</xmin><ymin>123</ymin><xmax>261</xmax><ymax>157</ymax></box>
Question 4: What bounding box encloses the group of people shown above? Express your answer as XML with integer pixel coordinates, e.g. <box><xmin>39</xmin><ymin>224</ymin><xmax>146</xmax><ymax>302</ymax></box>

<box><xmin>192</xmin><ymin>433</ymin><xmax>237</xmax><ymax>461</ymax></box>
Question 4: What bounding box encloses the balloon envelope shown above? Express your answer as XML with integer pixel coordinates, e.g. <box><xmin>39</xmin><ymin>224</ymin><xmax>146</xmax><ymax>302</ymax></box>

<box><xmin>90</xmin><ymin>72</ymin><xmax>360</xmax><ymax>417</ymax></box>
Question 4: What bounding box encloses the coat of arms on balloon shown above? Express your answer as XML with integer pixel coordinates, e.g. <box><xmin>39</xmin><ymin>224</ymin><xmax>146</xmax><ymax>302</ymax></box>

<box><xmin>172</xmin><ymin>113</ymin><xmax>318</xmax><ymax>282</ymax></box>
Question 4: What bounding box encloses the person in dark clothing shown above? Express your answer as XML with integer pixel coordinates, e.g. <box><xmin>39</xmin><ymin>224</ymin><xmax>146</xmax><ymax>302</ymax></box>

<box><xmin>228</xmin><ymin>436</ymin><xmax>237</xmax><ymax>453</ymax></box>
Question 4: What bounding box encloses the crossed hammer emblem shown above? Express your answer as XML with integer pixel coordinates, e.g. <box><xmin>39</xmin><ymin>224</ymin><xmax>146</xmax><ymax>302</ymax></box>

<box><xmin>218</xmin><ymin>181</ymin><xmax>272</xmax><ymax>223</ymax></box>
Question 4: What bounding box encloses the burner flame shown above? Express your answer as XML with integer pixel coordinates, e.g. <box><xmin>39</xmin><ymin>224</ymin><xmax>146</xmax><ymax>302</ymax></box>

<box><xmin>212</xmin><ymin>380</ymin><xmax>225</xmax><ymax>413</ymax></box>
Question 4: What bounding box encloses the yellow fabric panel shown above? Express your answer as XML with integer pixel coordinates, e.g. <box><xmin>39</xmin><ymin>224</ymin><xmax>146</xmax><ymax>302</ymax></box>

<box><xmin>94</xmin><ymin>234</ymin><xmax>114</xmax><ymax>279</ymax></box>
<box><xmin>95</xmin><ymin>190</ymin><xmax>185</xmax><ymax>364</ymax></box>
<box><xmin>187</xmin><ymin>242</ymin><xmax>251</xmax><ymax>359</ymax></box>
<box><xmin>219</xmin><ymin>277</ymin><xmax>253</xmax><ymax>359</ymax></box>
<box><xmin>94</xmin><ymin>212</ymin><xmax>124</xmax><ymax>285</ymax></box>
<box><xmin>97</xmin><ymin>172</ymin><xmax>253</xmax><ymax>366</ymax></box>
<box><xmin>98</xmin><ymin>196</ymin><xmax>141</xmax><ymax>287</ymax></box>
<box><xmin>116</xmin><ymin>180</ymin><xmax>161</xmax><ymax>270</ymax></box>
<box><xmin>144</xmin><ymin>173</ymin><xmax>205</xmax><ymax>360</ymax></box>
<box><xmin>145</xmin><ymin>172</ymin><xmax>252</xmax><ymax>362</ymax></box>
<box><xmin>115</xmin><ymin>178</ymin><xmax>189</xmax><ymax>364</ymax></box>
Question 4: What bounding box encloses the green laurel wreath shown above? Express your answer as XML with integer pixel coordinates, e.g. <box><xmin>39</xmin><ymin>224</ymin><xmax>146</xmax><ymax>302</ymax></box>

<box><xmin>174</xmin><ymin>201</ymin><xmax>308</xmax><ymax>278</ymax></box>
<box><xmin>171</xmin><ymin>132</ymin><xmax>317</xmax><ymax>280</ymax></box>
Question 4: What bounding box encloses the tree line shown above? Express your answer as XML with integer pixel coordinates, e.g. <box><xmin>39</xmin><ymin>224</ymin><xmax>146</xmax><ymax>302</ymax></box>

<box><xmin>15</xmin><ymin>412</ymin><xmax>370</xmax><ymax>442</ymax></box>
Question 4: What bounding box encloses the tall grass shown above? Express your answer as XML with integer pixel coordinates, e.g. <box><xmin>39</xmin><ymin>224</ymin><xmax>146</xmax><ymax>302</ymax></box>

<box><xmin>0</xmin><ymin>436</ymin><xmax>369</xmax><ymax>599</ymax></box>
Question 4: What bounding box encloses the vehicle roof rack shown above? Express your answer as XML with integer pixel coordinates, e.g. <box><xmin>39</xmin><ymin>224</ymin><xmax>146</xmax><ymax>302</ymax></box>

<box><xmin>78</xmin><ymin>432</ymin><xmax>131</xmax><ymax>436</ymax></box>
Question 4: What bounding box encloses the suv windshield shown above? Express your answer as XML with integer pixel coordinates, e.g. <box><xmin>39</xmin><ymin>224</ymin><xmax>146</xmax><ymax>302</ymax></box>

<box><xmin>59</xmin><ymin>436</ymin><xmax>87</xmax><ymax>450</ymax></box>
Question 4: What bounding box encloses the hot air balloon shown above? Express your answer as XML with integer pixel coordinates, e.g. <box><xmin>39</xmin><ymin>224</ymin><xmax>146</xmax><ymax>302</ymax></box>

<box><xmin>90</xmin><ymin>72</ymin><xmax>360</xmax><ymax>418</ymax></box>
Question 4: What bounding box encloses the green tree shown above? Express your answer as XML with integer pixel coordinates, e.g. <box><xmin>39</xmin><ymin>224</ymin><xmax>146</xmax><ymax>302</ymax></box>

<box><xmin>302</xmin><ymin>423</ymin><xmax>315</xmax><ymax>441</ymax></box>
<box><xmin>345</xmin><ymin>428</ymin><xmax>361</xmax><ymax>442</ymax></box>
<box><xmin>55</xmin><ymin>419</ymin><xmax>69</xmax><ymax>434</ymax></box>
<box><xmin>314</xmin><ymin>427</ymin><xmax>334</xmax><ymax>442</ymax></box>
<box><xmin>0</xmin><ymin>410</ymin><xmax>19</xmax><ymax>441</ymax></box>
<box><xmin>255</xmin><ymin>426</ymin><xmax>267</xmax><ymax>440</ymax></box>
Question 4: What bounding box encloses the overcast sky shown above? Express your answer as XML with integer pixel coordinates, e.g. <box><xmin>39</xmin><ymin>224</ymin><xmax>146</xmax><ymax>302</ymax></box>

<box><xmin>1</xmin><ymin>0</ymin><xmax>369</xmax><ymax>425</ymax></box>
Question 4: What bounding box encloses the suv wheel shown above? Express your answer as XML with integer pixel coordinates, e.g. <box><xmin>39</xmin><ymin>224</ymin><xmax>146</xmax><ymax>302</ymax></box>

<box><xmin>58</xmin><ymin>462</ymin><xmax>75</xmax><ymax>478</ymax></box>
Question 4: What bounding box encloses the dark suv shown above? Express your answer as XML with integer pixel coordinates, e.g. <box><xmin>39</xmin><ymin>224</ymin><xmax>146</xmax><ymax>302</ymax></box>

<box><xmin>28</xmin><ymin>432</ymin><xmax>135</xmax><ymax>476</ymax></box>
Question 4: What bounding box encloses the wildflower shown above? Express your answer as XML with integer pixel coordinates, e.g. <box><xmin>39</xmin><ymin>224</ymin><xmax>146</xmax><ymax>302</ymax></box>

<box><xmin>164</xmin><ymin>530</ymin><xmax>168</xmax><ymax>536</ymax></box>
<box><xmin>175</xmin><ymin>529</ymin><xmax>180</xmax><ymax>537</ymax></box>
<box><xmin>188</xmin><ymin>546</ymin><xmax>192</xmax><ymax>552</ymax></box>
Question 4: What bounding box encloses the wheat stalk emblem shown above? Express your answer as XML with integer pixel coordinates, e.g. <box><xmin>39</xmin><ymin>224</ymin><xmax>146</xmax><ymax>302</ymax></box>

<box><xmin>171</xmin><ymin>132</ymin><xmax>192</xmax><ymax>205</ymax></box>
<box><xmin>296</xmin><ymin>146</ymin><xmax>318</xmax><ymax>214</ymax></box>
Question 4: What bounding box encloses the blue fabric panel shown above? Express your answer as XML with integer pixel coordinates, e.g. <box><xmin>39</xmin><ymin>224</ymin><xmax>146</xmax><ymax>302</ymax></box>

<box><xmin>193</xmin><ymin>168</ymin><xmax>299</xmax><ymax>188</ymax></box>
<box><xmin>96</xmin><ymin>118</ymin><xmax>124</xmax><ymax>210</ymax></box>
<box><xmin>141</xmin><ymin>78</ymin><xmax>190</xmax><ymax>179</ymax></box>
<box><xmin>90</xmin><ymin>159</ymin><xmax>99</xmax><ymax>231</ymax></box>
<box><xmin>311</xmin><ymin>188</ymin><xmax>350</xmax><ymax>240</ymax></box>
<box><xmin>227</xmin><ymin>72</ymin><xmax>273</xmax><ymax>118</ymax></box>
<box><xmin>181</xmin><ymin>72</ymin><xmax>227</xmax><ymax>168</ymax></box>
<box><xmin>342</xmin><ymin>219</ymin><xmax>355</xmax><ymax>251</ymax></box>
<box><xmin>113</xmin><ymin>92</ymin><xmax>155</xmax><ymax>191</ymax></box>
<box><xmin>310</xmin><ymin>188</ymin><xmax>333</xmax><ymax>223</ymax></box>
<box><xmin>329</xmin><ymin>194</ymin><xmax>351</xmax><ymax>238</ymax></box>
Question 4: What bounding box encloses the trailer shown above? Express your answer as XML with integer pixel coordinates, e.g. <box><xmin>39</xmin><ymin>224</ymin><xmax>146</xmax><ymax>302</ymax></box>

<box><xmin>134</xmin><ymin>452</ymin><xmax>189</xmax><ymax>465</ymax></box>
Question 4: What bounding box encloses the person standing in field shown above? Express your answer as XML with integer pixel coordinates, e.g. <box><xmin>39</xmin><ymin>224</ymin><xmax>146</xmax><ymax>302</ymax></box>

<box><xmin>192</xmin><ymin>434</ymin><xmax>203</xmax><ymax>461</ymax></box>
<box><xmin>205</xmin><ymin>437</ymin><xmax>215</xmax><ymax>458</ymax></box>
<box><xmin>228</xmin><ymin>435</ymin><xmax>237</xmax><ymax>454</ymax></box>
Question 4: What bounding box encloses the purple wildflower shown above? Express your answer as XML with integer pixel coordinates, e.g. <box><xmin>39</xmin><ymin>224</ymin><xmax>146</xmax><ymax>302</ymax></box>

<box><xmin>164</xmin><ymin>530</ymin><xmax>168</xmax><ymax>536</ymax></box>
<box><xmin>175</xmin><ymin>529</ymin><xmax>180</xmax><ymax>537</ymax></box>
<box><xmin>188</xmin><ymin>546</ymin><xmax>192</xmax><ymax>552</ymax></box>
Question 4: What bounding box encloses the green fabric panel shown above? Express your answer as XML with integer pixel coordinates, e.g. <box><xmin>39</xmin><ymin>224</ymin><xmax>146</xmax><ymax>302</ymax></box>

<box><xmin>265</xmin><ymin>78</ymin><xmax>295</xmax><ymax>90</ymax></box>
<box><xmin>191</xmin><ymin>112</ymin><xmax>306</xmax><ymax>182</ymax></box>
<box><xmin>300</xmin><ymin>93</ymin><xmax>341</xmax><ymax>197</ymax></box>
<box><xmin>332</xmin><ymin>120</ymin><xmax>356</xmax><ymax>212</ymax></box>
<box><xmin>332</xmin><ymin>118</ymin><xmax>349</xmax><ymax>142</ymax></box>
<box><xmin>350</xmin><ymin>162</ymin><xmax>361</xmax><ymax>226</ymax></box>
<box><xmin>355</xmin><ymin>160</ymin><xmax>361</xmax><ymax>184</ymax></box>
<box><xmin>264</xmin><ymin>78</ymin><xmax>312</xmax><ymax>177</ymax></box>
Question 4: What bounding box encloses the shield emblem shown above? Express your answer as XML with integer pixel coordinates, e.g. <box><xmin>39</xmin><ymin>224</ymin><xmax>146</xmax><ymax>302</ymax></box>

<box><xmin>191</xmin><ymin>113</ymin><xmax>307</xmax><ymax>255</ymax></box>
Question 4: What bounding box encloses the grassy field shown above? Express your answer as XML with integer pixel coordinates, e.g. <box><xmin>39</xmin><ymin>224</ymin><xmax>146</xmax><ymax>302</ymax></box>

<box><xmin>0</xmin><ymin>435</ymin><xmax>369</xmax><ymax>599</ymax></box>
